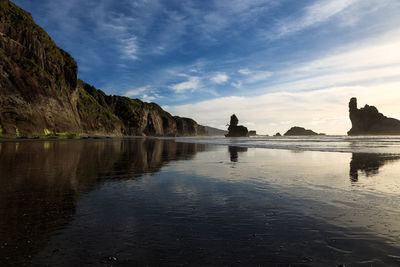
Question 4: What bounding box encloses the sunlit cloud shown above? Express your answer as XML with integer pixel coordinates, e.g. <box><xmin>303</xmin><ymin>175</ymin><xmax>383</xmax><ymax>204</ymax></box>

<box><xmin>124</xmin><ymin>85</ymin><xmax>162</xmax><ymax>102</ymax></box>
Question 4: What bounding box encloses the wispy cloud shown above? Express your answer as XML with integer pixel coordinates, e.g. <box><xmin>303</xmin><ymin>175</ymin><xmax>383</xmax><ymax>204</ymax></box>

<box><xmin>238</xmin><ymin>69</ymin><xmax>273</xmax><ymax>84</ymax></box>
<box><xmin>169</xmin><ymin>76</ymin><xmax>201</xmax><ymax>93</ymax></box>
<box><xmin>124</xmin><ymin>85</ymin><xmax>162</xmax><ymax>102</ymax></box>
<box><xmin>211</xmin><ymin>73</ymin><xmax>229</xmax><ymax>84</ymax></box>
<box><xmin>274</xmin><ymin>0</ymin><xmax>359</xmax><ymax>38</ymax></box>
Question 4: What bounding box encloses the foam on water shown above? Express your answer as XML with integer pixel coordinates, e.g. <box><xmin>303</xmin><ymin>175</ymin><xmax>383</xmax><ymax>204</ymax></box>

<box><xmin>166</xmin><ymin>135</ymin><xmax>400</xmax><ymax>154</ymax></box>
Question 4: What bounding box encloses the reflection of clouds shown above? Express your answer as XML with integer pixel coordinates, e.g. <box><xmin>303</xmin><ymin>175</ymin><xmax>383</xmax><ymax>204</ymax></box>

<box><xmin>172</xmin><ymin>184</ymin><xmax>200</xmax><ymax>201</ymax></box>
<box><xmin>169</xmin><ymin>145</ymin><xmax>400</xmax><ymax>244</ymax></box>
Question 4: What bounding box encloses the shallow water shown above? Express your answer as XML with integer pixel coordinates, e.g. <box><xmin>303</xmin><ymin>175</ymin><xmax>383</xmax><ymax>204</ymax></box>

<box><xmin>0</xmin><ymin>138</ymin><xmax>399</xmax><ymax>266</ymax></box>
<box><xmin>173</xmin><ymin>135</ymin><xmax>400</xmax><ymax>154</ymax></box>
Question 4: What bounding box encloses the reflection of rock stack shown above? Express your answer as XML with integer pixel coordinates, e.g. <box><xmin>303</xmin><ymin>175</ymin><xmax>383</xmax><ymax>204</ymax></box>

<box><xmin>225</xmin><ymin>114</ymin><xmax>248</xmax><ymax>137</ymax></box>
<box><xmin>228</xmin><ymin>146</ymin><xmax>248</xmax><ymax>162</ymax></box>
<box><xmin>349</xmin><ymin>153</ymin><xmax>400</xmax><ymax>182</ymax></box>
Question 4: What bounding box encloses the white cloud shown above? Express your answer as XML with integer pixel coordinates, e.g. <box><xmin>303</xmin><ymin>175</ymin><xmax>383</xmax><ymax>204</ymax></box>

<box><xmin>124</xmin><ymin>86</ymin><xmax>151</xmax><ymax>97</ymax></box>
<box><xmin>120</xmin><ymin>36</ymin><xmax>139</xmax><ymax>60</ymax></box>
<box><xmin>245</xmin><ymin>70</ymin><xmax>273</xmax><ymax>83</ymax></box>
<box><xmin>142</xmin><ymin>94</ymin><xmax>156</xmax><ymax>102</ymax></box>
<box><xmin>211</xmin><ymin>73</ymin><xmax>229</xmax><ymax>84</ymax></box>
<box><xmin>238</xmin><ymin>69</ymin><xmax>251</xmax><ymax>75</ymax></box>
<box><xmin>169</xmin><ymin>76</ymin><xmax>201</xmax><ymax>93</ymax></box>
<box><xmin>124</xmin><ymin>85</ymin><xmax>162</xmax><ymax>102</ymax></box>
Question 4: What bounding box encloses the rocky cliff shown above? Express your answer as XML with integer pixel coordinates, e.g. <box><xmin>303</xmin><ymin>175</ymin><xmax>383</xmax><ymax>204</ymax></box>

<box><xmin>0</xmin><ymin>0</ymin><xmax>205</xmax><ymax>137</ymax></box>
<box><xmin>348</xmin><ymin>98</ymin><xmax>400</xmax><ymax>135</ymax></box>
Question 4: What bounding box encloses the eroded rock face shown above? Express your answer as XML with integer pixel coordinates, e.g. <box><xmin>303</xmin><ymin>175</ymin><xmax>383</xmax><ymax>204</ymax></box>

<box><xmin>225</xmin><ymin>114</ymin><xmax>248</xmax><ymax>137</ymax></box>
<box><xmin>284</xmin><ymin>127</ymin><xmax>319</xmax><ymax>136</ymax></box>
<box><xmin>347</xmin><ymin>97</ymin><xmax>400</xmax><ymax>136</ymax></box>
<box><xmin>0</xmin><ymin>1</ymin><xmax>205</xmax><ymax>137</ymax></box>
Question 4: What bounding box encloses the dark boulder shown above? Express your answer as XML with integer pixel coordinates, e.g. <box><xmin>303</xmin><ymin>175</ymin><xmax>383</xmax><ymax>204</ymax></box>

<box><xmin>274</xmin><ymin>132</ymin><xmax>281</xmax><ymax>136</ymax></box>
<box><xmin>348</xmin><ymin>97</ymin><xmax>400</xmax><ymax>135</ymax></box>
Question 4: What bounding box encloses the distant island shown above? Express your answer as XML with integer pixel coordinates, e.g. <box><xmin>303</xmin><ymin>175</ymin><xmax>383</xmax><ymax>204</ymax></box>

<box><xmin>284</xmin><ymin>126</ymin><xmax>324</xmax><ymax>136</ymax></box>
<box><xmin>348</xmin><ymin>98</ymin><xmax>400</xmax><ymax>135</ymax></box>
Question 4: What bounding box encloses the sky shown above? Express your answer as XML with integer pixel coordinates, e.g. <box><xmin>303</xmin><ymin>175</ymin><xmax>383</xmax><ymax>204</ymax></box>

<box><xmin>13</xmin><ymin>0</ymin><xmax>400</xmax><ymax>135</ymax></box>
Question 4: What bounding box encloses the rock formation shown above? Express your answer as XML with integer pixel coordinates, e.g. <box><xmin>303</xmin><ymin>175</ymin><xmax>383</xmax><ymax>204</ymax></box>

<box><xmin>284</xmin><ymin>126</ymin><xmax>320</xmax><ymax>136</ymax></box>
<box><xmin>225</xmin><ymin>114</ymin><xmax>248</xmax><ymax>137</ymax></box>
<box><xmin>274</xmin><ymin>132</ymin><xmax>281</xmax><ymax>137</ymax></box>
<box><xmin>248</xmin><ymin>130</ymin><xmax>256</xmax><ymax>136</ymax></box>
<box><xmin>0</xmin><ymin>0</ymin><xmax>205</xmax><ymax>137</ymax></box>
<box><xmin>347</xmin><ymin>97</ymin><xmax>400</xmax><ymax>135</ymax></box>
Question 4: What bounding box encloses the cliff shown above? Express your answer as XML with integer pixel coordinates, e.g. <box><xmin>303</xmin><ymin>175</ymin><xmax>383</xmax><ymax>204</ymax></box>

<box><xmin>0</xmin><ymin>0</ymin><xmax>205</xmax><ymax>138</ymax></box>
<box><xmin>348</xmin><ymin>98</ymin><xmax>400</xmax><ymax>136</ymax></box>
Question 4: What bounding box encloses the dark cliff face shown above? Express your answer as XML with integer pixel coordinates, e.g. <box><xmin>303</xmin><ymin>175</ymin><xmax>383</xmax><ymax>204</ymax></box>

<box><xmin>347</xmin><ymin>97</ymin><xmax>400</xmax><ymax>136</ymax></box>
<box><xmin>0</xmin><ymin>0</ymin><xmax>204</xmax><ymax>137</ymax></box>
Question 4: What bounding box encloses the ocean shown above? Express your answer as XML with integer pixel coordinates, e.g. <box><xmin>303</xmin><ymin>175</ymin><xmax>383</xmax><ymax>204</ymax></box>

<box><xmin>172</xmin><ymin>135</ymin><xmax>400</xmax><ymax>154</ymax></box>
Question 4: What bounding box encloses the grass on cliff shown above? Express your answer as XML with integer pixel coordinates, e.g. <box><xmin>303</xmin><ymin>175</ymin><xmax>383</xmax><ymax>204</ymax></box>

<box><xmin>34</xmin><ymin>129</ymin><xmax>79</xmax><ymax>139</ymax></box>
<box><xmin>77</xmin><ymin>80</ymin><xmax>121</xmax><ymax>123</ymax></box>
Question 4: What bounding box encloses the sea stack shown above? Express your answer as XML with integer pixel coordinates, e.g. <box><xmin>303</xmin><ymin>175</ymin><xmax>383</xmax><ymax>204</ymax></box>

<box><xmin>348</xmin><ymin>97</ymin><xmax>400</xmax><ymax>135</ymax></box>
<box><xmin>225</xmin><ymin>114</ymin><xmax>248</xmax><ymax>137</ymax></box>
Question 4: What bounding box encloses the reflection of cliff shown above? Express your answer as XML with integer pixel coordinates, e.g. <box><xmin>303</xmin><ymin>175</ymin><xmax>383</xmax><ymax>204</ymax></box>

<box><xmin>0</xmin><ymin>139</ymin><xmax>205</xmax><ymax>266</ymax></box>
<box><xmin>349</xmin><ymin>153</ymin><xmax>400</xmax><ymax>182</ymax></box>
<box><xmin>228</xmin><ymin>146</ymin><xmax>248</xmax><ymax>162</ymax></box>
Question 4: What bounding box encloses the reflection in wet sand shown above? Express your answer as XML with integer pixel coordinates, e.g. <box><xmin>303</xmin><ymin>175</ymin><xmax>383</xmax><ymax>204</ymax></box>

<box><xmin>0</xmin><ymin>139</ymin><xmax>205</xmax><ymax>266</ymax></box>
<box><xmin>228</xmin><ymin>146</ymin><xmax>248</xmax><ymax>162</ymax></box>
<box><xmin>349</xmin><ymin>153</ymin><xmax>400</xmax><ymax>182</ymax></box>
<box><xmin>1</xmin><ymin>139</ymin><xmax>400</xmax><ymax>266</ymax></box>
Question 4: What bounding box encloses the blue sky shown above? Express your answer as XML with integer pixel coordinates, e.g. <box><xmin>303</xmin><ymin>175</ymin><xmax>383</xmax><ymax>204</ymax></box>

<box><xmin>13</xmin><ymin>0</ymin><xmax>400</xmax><ymax>134</ymax></box>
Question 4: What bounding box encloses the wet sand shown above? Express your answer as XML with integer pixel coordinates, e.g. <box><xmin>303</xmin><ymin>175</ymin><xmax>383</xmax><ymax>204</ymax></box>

<box><xmin>0</xmin><ymin>139</ymin><xmax>399</xmax><ymax>266</ymax></box>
